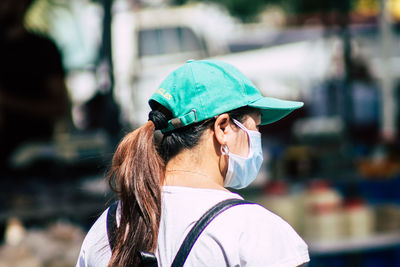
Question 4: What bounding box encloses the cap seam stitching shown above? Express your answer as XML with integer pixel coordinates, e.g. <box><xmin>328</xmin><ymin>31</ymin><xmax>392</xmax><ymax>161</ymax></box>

<box><xmin>234</xmin><ymin>72</ymin><xmax>247</xmax><ymax>101</ymax></box>
<box><xmin>189</xmin><ymin>62</ymin><xmax>206</xmax><ymax>120</ymax></box>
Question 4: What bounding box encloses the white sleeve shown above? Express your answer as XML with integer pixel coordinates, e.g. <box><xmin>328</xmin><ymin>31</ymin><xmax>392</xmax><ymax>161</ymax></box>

<box><xmin>76</xmin><ymin>249</ymin><xmax>88</xmax><ymax>267</ymax></box>
<box><xmin>238</xmin><ymin>205</ymin><xmax>309</xmax><ymax>267</ymax></box>
<box><xmin>75</xmin><ymin>209</ymin><xmax>112</xmax><ymax>267</ymax></box>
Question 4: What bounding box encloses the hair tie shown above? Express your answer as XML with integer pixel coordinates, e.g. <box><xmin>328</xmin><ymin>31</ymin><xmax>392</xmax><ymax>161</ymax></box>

<box><xmin>153</xmin><ymin>130</ymin><xmax>164</xmax><ymax>146</ymax></box>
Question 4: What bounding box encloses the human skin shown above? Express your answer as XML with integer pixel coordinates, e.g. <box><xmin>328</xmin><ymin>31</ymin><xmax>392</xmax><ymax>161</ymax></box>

<box><xmin>164</xmin><ymin>112</ymin><xmax>261</xmax><ymax>191</ymax></box>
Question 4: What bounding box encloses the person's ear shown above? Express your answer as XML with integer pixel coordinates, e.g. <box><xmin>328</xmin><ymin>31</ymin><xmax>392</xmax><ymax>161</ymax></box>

<box><xmin>214</xmin><ymin>114</ymin><xmax>230</xmax><ymax>145</ymax></box>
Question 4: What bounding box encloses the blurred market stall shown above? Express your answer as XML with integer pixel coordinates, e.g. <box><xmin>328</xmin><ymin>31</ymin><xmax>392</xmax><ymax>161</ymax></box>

<box><xmin>2</xmin><ymin>0</ymin><xmax>400</xmax><ymax>266</ymax></box>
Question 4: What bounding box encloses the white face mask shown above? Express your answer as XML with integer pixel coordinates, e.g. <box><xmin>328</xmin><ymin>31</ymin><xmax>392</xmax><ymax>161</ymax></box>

<box><xmin>221</xmin><ymin>119</ymin><xmax>263</xmax><ymax>189</ymax></box>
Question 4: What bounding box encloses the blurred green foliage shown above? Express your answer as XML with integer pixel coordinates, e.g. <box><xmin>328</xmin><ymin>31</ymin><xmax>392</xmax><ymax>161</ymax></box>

<box><xmin>173</xmin><ymin>0</ymin><xmax>359</xmax><ymax>22</ymax></box>
<box><xmin>209</xmin><ymin>0</ymin><xmax>267</xmax><ymax>22</ymax></box>
<box><xmin>283</xmin><ymin>0</ymin><xmax>353</xmax><ymax>14</ymax></box>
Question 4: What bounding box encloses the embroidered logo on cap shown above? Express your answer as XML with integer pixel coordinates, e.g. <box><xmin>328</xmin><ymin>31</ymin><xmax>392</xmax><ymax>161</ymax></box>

<box><xmin>157</xmin><ymin>88</ymin><xmax>172</xmax><ymax>100</ymax></box>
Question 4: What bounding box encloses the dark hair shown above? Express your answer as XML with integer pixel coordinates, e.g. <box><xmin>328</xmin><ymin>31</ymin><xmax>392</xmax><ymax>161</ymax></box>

<box><xmin>108</xmin><ymin>103</ymin><xmax>258</xmax><ymax>266</ymax></box>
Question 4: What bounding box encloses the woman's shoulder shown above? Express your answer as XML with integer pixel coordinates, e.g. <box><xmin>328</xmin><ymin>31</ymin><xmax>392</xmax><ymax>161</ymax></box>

<box><xmin>210</xmin><ymin>201</ymin><xmax>301</xmax><ymax>236</ymax></box>
<box><xmin>197</xmin><ymin>202</ymin><xmax>310</xmax><ymax>267</ymax></box>
<box><xmin>161</xmin><ymin>187</ymin><xmax>309</xmax><ymax>266</ymax></box>
<box><xmin>76</xmin><ymin>207</ymin><xmax>112</xmax><ymax>267</ymax></box>
<box><xmin>83</xmin><ymin>208</ymin><xmax>109</xmax><ymax>245</ymax></box>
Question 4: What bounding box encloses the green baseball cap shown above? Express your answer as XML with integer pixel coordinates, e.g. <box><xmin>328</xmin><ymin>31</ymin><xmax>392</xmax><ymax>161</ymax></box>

<box><xmin>149</xmin><ymin>59</ymin><xmax>303</xmax><ymax>133</ymax></box>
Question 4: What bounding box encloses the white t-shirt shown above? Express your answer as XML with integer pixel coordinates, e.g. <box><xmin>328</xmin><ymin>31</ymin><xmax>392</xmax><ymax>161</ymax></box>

<box><xmin>76</xmin><ymin>186</ymin><xmax>309</xmax><ymax>267</ymax></box>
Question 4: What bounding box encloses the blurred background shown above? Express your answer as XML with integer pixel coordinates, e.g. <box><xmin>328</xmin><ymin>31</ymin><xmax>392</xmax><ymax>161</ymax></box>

<box><xmin>1</xmin><ymin>0</ymin><xmax>400</xmax><ymax>266</ymax></box>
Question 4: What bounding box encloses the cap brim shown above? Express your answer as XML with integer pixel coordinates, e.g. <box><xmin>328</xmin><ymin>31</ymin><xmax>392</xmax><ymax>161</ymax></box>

<box><xmin>248</xmin><ymin>97</ymin><xmax>304</xmax><ymax>125</ymax></box>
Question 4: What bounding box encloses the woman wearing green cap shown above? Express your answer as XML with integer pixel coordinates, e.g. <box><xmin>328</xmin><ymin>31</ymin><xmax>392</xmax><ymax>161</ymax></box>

<box><xmin>77</xmin><ymin>60</ymin><xmax>309</xmax><ymax>267</ymax></box>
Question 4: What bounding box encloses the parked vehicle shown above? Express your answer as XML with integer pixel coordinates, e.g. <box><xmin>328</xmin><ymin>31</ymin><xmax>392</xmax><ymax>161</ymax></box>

<box><xmin>111</xmin><ymin>3</ymin><xmax>334</xmax><ymax>127</ymax></box>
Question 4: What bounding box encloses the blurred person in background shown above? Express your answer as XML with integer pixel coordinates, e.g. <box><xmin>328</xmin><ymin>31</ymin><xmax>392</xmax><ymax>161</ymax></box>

<box><xmin>310</xmin><ymin>54</ymin><xmax>380</xmax><ymax>149</ymax></box>
<box><xmin>347</xmin><ymin>57</ymin><xmax>380</xmax><ymax>146</ymax></box>
<box><xmin>0</xmin><ymin>0</ymin><xmax>70</xmax><ymax>172</ymax></box>
<box><xmin>77</xmin><ymin>60</ymin><xmax>309</xmax><ymax>266</ymax></box>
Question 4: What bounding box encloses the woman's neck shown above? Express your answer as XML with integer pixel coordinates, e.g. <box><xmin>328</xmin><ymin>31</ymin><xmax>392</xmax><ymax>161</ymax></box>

<box><xmin>164</xmin><ymin>148</ymin><xmax>227</xmax><ymax>191</ymax></box>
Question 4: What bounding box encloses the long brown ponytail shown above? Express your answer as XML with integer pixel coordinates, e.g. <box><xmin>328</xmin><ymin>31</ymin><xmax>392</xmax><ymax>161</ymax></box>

<box><xmin>108</xmin><ymin>121</ymin><xmax>165</xmax><ymax>267</ymax></box>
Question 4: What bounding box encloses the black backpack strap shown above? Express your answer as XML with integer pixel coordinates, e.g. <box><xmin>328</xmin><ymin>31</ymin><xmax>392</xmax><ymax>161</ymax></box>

<box><xmin>106</xmin><ymin>201</ymin><xmax>118</xmax><ymax>253</ymax></box>
<box><xmin>106</xmin><ymin>198</ymin><xmax>254</xmax><ymax>267</ymax></box>
<box><xmin>171</xmin><ymin>198</ymin><xmax>254</xmax><ymax>267</ymax></box>
<box><xmin>106</xmin><ymin>201</ymin><xmax>158</xmax><ymax>266</ymax></box>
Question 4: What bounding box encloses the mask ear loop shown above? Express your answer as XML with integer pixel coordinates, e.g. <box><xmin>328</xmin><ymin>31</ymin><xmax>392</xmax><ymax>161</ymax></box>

<box><xmin>232</xmin><ymin>118</ymin><xmax>252</xmax><ymax>154</ymax></box>
<box><xmin>232</xmin><ymin>118</ymin><xmax>249</xmax><ymax>133</ymax></box>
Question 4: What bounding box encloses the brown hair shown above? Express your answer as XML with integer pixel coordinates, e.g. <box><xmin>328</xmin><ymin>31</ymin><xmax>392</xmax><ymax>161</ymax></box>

<box><xmin>108</xmin><ymin>121</ymin><xmax>164</xmax><ymax>266</ymax></box>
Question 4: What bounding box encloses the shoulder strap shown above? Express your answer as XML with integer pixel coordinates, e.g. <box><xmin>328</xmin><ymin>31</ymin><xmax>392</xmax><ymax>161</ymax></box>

<box><xmin>107</xmin><ymin>202</ymin><xmax>158</xmax><ymax>266</ymax></box>
<box><xmin>171</xmin><ymin>198</ymin><xmax>254</xmax><ymax>267</ymax></box>
<box><xmin>106</xmin><ymin>201</ymin><xmax>118</xmax><ymax>253</ymax></box>
<box><xmin>106</xmin><ymin>198</ymin><xmax>254</xmax><ymax>267</ymax></box>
